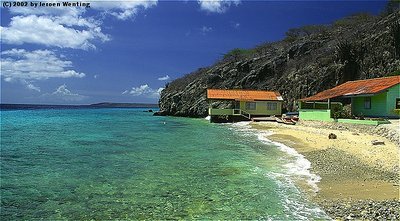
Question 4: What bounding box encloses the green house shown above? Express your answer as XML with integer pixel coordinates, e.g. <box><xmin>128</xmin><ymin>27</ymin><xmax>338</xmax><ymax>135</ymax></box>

<box><xmin>207</xmin><ymin>89</ymin><xmax>283</xmax><ymax>123</ymax></box>
<box><xmin>298</xmin><ymin>76</ymin><xmax>400</xmax><ymax>123</ymax></box>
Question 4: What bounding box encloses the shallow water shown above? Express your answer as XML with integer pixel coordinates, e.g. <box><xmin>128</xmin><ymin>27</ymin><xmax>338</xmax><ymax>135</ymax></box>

<box><xmin>1</xmin><ymin>108</ymin><xmax>329</xmax><ymax>220</ymax></box>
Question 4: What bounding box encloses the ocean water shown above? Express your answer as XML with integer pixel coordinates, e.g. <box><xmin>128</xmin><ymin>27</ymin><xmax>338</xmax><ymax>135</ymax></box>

<box><xmin>0</xmin><ymin>108</ymin><xmax>329</xmax><ymax>220</ymax></box>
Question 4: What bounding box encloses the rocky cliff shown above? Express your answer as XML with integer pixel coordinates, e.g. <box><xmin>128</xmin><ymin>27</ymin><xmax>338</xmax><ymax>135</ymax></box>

<box><xmin>157</xmin><ymin>12</ymin><xmax>400</xmax><ymax>117</ymax></box>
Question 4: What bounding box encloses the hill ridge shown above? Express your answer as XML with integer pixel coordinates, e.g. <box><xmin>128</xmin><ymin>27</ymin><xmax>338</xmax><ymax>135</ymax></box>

<box><xmin>158</xmin><ymin>12</ymin><xmax>400</xmax><ymax>117</ymax></box>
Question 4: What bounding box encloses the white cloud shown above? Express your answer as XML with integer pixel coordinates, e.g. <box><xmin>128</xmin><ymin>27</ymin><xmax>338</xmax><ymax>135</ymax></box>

<box><xmin>157</xmin><ymin>75</ymin><xmax>170</xmax><ymax>81</ymax></box>
<box><xmin>123</xmin><ymin>84</ymin><xmax>163</xmax><ymax>98</ymax></box>
<box><xmin>2</xmin><ymin>1</ymin><xmax>157</xmax><ymax>49</ymax></box>
<box><xmin>201</xmin><ymin>26</ymin><xmax>213</xmax><ymax>35</ymax></box>
<box><xmin>1</xmin><ymin>49</ymin><xmax>85</xmax><ymax>82</ymax></box>
<box><xmin>90</xmin><ymin>0</ymin><xmax>158</xmax><ymax>20</ymax></box>
<box><xmin>156</xmin><ymin>87</ymin><xmax>164</xmax><ymax>94</ymax></box>
<box><xmin>26</xmin><ymin>83</ymin><xmax>41</xmax><ymax>92</ymax></box>
<box><xmin>9</xmin><ymin>1</ymin><xmax>84</xmax><ymax>16</ymax></box>
<box><xmin>198</xmin><ymin>0</ymin><xmax>240</xmax><ymax>13</ymax></box>
<box><xmin>94</xmin><ymin>74</ymin><xmax>99</xmax><ymax>79</ymax></box>
<box><xmin>232</xmin><ymin>22</ymin><xmax>240</xmax><ymax>29</ymax></box>
<box><xmin>1</xmin><ymin>15</ymin><xmax>109</xmax><ymax>50</ymax></box>
<box><xmin>19</xmin><ymin>80</ymin><xmax>41</xmax><ymax>92</ymax></box>
<box><xmin>9</xmin><ymin>0</ymin><xmax>157</xmax><ymax>20</ymax></box>
<box><xmin>41</xmin><ymin>84</ymin><xmax>87</xmax><ymax>102</ymax></box>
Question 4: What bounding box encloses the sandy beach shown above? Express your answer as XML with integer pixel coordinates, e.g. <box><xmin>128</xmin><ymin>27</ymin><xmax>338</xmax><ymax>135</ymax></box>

<box><xmin>251</xmin><ymin>120</ymin><xmax>400</xmax><ymax>219</ymax></box>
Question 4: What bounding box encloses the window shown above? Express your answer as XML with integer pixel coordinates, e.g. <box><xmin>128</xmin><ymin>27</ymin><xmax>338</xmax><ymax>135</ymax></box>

<box><xmin>245</xmin><ymin>102</ymin><xmax>256</xmax><ymax>110</ymax></box>
<box><xmin>364</xmin><ymin>97</ymin><xmax>371</xmax><ymax>109</ymax></box>
<box><xmin>396</xmin><ymin>98</ymin><xmax>400</xmax><ymax>109</ymax></box>
<box><xmin>267</xmin><ymin>102</ymin><xmax>277</xmax><ymax>110</ymax></box>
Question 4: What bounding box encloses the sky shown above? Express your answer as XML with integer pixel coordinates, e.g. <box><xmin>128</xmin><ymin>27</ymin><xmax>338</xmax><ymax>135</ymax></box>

<box><xmin>0</xmin><ymin>0</ymin><xmax>388</xmax><ymax>104</ymax></box>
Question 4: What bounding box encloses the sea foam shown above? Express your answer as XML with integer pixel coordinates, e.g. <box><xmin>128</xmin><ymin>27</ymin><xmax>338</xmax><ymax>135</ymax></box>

<box><xmin>227</xmin><ymin>122</ymin><xmax>328</xmax><ymax>219</ymax></box>
<box><xmin>228</xmin><ymin>121</ymin><xmax>321</xmax><ymax>193</ymax></box>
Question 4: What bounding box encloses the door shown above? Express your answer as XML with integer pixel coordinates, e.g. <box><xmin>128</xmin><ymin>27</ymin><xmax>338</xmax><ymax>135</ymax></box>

<box><xmin>234</xmin><ymin>101</ymin><xmax>240</xmax><ymax>109</ymax></box>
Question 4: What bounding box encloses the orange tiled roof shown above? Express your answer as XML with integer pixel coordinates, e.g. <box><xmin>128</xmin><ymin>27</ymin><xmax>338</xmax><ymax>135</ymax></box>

<box><xmin>301</xmin><ymin>76</ymin><xmax>400</xmax><ymax>101</ymax></box>
<box><xmin>207</xmin><ymin>89</ymin><xmax>283</xmax><ymax>101</ymax></box>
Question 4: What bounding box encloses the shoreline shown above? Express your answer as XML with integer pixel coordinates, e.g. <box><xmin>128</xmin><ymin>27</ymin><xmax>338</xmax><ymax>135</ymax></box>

<box><xmin>251</xmin><ymin>120</ymin><xmax>400</xmax><ymax>220</ymax></box>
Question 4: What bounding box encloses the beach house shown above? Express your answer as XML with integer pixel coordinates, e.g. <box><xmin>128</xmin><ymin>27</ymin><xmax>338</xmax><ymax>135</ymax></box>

<box><xmin>298</xmin><ymin>76</ymin><xmax>400</xmax><ymax>123</ymax></box>
<box><xmin>207</xmin><ymin>89</ymin><xmax>283</xmax><ymax>122</ymax></box>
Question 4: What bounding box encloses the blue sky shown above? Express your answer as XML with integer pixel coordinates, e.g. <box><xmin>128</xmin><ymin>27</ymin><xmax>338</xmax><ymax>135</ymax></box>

<box><xmin>1</xmin><ymin>0</ymin><xmax>387</xmax><ymax>104</ymax></box>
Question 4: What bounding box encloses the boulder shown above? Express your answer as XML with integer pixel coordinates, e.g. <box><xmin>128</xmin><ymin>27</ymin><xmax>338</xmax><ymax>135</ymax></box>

<box><xmin>153</xmin><ymin>111</ymin><xmax>167</xmax><ymax>116</ymax></box>
<box><xmin>371</xmin><ymin>140</ymin><xmax>385</xmax><ymax>145</ymax></box>
<box><xmin>329</xmin><ymin>133</ymin><xmax>337</xmax><ymax>139</ymax></box>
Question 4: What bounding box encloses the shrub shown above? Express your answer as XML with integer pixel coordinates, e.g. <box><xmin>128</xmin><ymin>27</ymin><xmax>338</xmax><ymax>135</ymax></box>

<box><xmin>223</xmin><ymin>48</ymin><xmax>254</xmax><ymax>62</ymax></box>
<box><xmin>388</xmin><ymin>70</ymin><xmax>400</xmax><ymax>76</ymax></box>
<box><xmin>332</xmin><ymin>104</ymin><xmax>352</xmax><ymax>119</ymax></box>
<box><xmin>333</xmin><ymin>13</ymin><xmax>375</xmax><ymax>28</ymax></box>
<box><xmin>285</xmin><ymin>25</ymin><xmax>329</xmax><ymax>40</ymax></box>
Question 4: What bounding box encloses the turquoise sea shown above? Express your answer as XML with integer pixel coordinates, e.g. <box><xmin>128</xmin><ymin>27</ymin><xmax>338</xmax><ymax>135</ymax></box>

<box><xmin>1</xmin><ymin>107</ymin><xmax>329</xmax><ymax>220</ymax></box>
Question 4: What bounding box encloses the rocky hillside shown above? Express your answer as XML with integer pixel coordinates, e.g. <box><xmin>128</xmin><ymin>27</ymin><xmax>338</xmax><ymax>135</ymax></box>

<box><xmin>157</xmin><ymin>12</ymin><xmax>400</xmax><ymax>117</ymax></box>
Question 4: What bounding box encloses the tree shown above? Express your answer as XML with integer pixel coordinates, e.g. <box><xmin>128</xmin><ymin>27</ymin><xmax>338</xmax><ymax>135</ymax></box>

<box><xmin>391</xmin><ymin>22</ymin><xmax>400</xmax><ymax>59</ymax></box>
<box><xmin>336</xmin><ymin>40</ymin><xmax>366</xmax><ymax>83</ymax></box>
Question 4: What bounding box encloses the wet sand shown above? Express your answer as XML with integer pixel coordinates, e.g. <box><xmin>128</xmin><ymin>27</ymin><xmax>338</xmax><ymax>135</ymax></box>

<box><xmin>251</xmin><ymin>121</ymin><xmax>400</xmax><ymax>219</ymax></box>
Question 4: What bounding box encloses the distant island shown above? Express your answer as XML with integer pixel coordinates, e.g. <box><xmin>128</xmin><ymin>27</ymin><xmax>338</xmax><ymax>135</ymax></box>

<box><xmin>89</xmin><ymin>102</ymin><xmax>158</xmax><ymax>108</ymax></box>
<box><xmin>0</xmin><ymin>103</ymin><xmax>158</xmax><ymax>110</ymax></box>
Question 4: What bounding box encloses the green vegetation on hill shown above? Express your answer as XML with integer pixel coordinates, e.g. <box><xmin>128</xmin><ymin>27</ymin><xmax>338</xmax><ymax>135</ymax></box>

<box><xmin>388</xmin><ymin>70</ymin><xmax>400</xmax><ymax>76</ymax></box>
<box><xmin>223</xmin><ymin>48</ymin><xmax>254</xmax><ymax>62</ymax></box>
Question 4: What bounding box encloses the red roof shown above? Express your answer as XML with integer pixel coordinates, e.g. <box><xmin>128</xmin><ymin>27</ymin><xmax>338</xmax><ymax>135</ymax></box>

<box><xmin>207</xmin><ymin>89</ymin><xmax>283</xmax><ymax>101</ymax></box>
<box><xmin>301</xmin><ymin>76</ymin><xmax>400</xmax><ymax>101</ymax></box>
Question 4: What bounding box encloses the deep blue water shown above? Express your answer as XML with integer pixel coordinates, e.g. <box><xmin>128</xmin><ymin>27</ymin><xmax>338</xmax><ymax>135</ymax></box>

<box><xmin>0</xmin><ymin>108</ymin><xmax>328</xmax><ymax>220</ymax></box>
